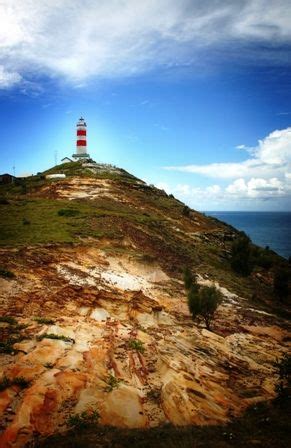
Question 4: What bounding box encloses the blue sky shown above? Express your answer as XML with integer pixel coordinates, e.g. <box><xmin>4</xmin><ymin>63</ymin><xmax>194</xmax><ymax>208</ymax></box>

<box><xmin>0</xmin><ymin>0</ymin><xmax>290</xmax><ymax>211</ymax></box>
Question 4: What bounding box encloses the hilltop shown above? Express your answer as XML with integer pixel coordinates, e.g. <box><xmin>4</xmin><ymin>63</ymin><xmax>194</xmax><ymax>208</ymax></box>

<box><xmin>0</xmin><ymin>161</ymin><xmax>289</xmax><ymax>448</ymax></box>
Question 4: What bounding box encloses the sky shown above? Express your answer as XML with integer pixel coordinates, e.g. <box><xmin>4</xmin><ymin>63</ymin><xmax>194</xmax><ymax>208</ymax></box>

<box><xmin>0</xmin><ymin>0</ymin><xmax>291</xmax><ymax>211</ymax></box>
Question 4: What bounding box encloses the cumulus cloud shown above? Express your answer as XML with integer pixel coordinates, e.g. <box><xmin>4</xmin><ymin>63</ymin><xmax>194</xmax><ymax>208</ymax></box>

<box><xmin>164</xmin><ymin>127</ymin><xmax>291</xmax><ymax>180</ymax></box>
<box><xmin>0</xmin><ymin>0</ymin><xmax>291</xmax><ymax>87</ymax></box>
<box><xmin>160</xmin><ymin>126</ymin><xmax>291</xmax><ymax>205</ymax></box>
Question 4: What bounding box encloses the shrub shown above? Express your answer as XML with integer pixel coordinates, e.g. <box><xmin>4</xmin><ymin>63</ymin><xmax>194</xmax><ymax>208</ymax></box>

<box><xmin>230</xmin><ymin>233</ymin><xmax>253</xmax><ymax>276</ymax></box>
<box><xmin>275</xmin><ymin>354</ymin><xmax>291</xmax><ymax>402</ymax></box>
<box><xmin>182</xmin><ymin>205</ymin><xmax>191</xmax><ymax>217</ymax></box>
<box><xmin>0</xmin><ymin>269</ymin><xmax>15</xmax><ymax>279</ymax></box>
<box><xmin>273</xmin><ymin>267</ymin><xmax>289</xmax><ymax>302</ymax></box>
<box><xmin>34</xmin><ymin>317</ymin><xmax>55</xmax><ymax>325</ymax></box>
<box><xmin>67</xmin><ymin>410</ymin><xmax>100</xmax><ymax>430</ymax></box>
<box><xmin>0</xmin><ymin>376</ymin><xmax>10</xmax><ymax>391</ymax></box>
<box><xmin>58</xmin><ymin>208</ymin><xmax>80</xmax><ymax>217</ymax></box>
<box><xmin>147</xmin><ymin>388</ymin><xmax>161</xmax><ymax>402</ymax></box>
<box><xmin>0</xmin><ymin>376</ymin><xmax>30</xmax><ymax>391</ymax></box>
<box><xmin>0</xmin><ymin>316</ymin><xmax>17</xmax><ymax>324</ymax></box>
<box><xmin>188</xmin><ymin>285</ymin><xmax>222</xmax><ymax>330</ymax></box>
<box><xmin>36</xmin><ymin>333</ymin><xmax>75</xmax><ymax>343</ymax></box>
<box><xmin>0</xmin><ymin>342</ymin><xmax>17</xmax><ymax>354</ymax></box>
<box><xmin>105</xmin><ymin>374</ymin><xmax>122</xmax><ymax>392</ymax></box>
<box><xmin>183</xmin><ymin>267</ymin><xmax>197</xmax><ymax>291</ymax></box>
<box><xmin>44</xmin><ymin>362</ymin><xmax>54</xmax><ymax>369</ymax></box>
<box><xmin>13</xmin><ymin>376</ymin><xmax>30</xmax><ymax>388</ymax></box>
<box><xmin>128</xmin><ymin>339</ymin><xmax>145</xmax><ymax>353</ymax></box>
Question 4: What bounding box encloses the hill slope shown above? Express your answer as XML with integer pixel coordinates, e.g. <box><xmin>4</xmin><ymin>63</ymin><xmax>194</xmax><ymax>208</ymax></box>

<box><xmin>0</xmin><ymin>162</ymin><xmax>289</xmax><ymax>447</ymax></box>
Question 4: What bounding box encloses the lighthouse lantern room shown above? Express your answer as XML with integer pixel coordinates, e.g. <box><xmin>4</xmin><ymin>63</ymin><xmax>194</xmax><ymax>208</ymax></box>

<box><xmin>72</xmin><ymin>117</ymin><xmax>90</xmax><ymax>159</ymax></box>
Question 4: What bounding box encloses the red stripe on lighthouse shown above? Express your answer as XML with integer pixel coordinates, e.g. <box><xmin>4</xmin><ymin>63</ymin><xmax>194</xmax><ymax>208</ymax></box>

<box><xmin>77</xmin><ymin>140</ymin><xmax>87</xmax><ymax>146</ymax></box>
<box><xmin>77</xmin><ymin>130</ymin><xmax>86</xmax><ymax>136</ymax></box>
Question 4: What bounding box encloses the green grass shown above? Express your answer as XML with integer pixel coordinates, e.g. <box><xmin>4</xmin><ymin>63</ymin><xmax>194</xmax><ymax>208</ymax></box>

<box><xmin>0</xmin><ymin>197</ymin><xmax>163</xmax><ymax>247</ymax></box>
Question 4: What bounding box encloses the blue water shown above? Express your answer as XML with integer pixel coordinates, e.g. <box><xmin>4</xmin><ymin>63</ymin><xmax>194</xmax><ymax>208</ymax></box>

<box><xmin>205</xmin><ymin>212</ymin><xmax>291</xmax><ymax>259</ymax></box>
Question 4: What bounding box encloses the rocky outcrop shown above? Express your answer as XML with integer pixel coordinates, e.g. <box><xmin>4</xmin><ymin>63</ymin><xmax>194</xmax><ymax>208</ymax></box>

<box><xmin>0</xmin><ymin>245</ymin><xmax>288</xmax><ymax>447</ymax></box>
<box><xmin>0</xmin><ymin>167</ymin><xmax>289</xmax><ymax>447</ymax></box>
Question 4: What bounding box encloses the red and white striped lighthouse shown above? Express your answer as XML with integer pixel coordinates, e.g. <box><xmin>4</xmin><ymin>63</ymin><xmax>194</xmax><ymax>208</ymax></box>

<box><xmin>72</xmin><ymin>117</ymin><xmax>90</xmax><ymax>159</ymax></box>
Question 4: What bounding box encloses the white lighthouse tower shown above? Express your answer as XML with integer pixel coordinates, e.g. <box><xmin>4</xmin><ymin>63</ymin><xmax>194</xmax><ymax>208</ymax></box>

<box><xmin>72</xmin><ymin>117</ymin><xmax>90</xmax><ymax>159</ymax></box>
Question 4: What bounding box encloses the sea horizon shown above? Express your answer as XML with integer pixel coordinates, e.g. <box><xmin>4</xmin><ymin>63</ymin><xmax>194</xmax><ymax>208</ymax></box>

<box><xmin>205</xmin><ymin>211</ymin><xmax>291</xmax><ymax>260</ymax></box>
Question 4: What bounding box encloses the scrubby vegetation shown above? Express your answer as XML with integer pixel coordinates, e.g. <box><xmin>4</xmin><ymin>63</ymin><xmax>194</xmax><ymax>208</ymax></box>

<box><xmin>36</xmin><ymin>333</ymin><xmax>75</xmax><ymax>343</ymax></box>
<box><xmin>0</xmin><ymin>315</ymin><xmax>17</xmax><ymax>324</ymax></box>
<box><xmin>184</xmin><ymin>268</ymin><xmax>222</xmax><ymax>330</ymax></box>
<box><xmin>128</xmin><ymin>339</ymin><xmax>145</xmax><ymax>353</ymax></box>
<box><xmin>0</xmin><ymin>375</ymin><xmax>30</xmax><ymax>391</ymax></box>
<box><xmin>33</xmin><ymin>400</ymin><xmax>290</xmax><ymax>448</ymax></box>
<box><xmin>273</xmin><ymin>267</ymin><xmax>290</xmax><ymax>302</ymax></box>
<box><xmin>105</xmin><ymin>374</ymin><xmax>122</xmax><ymax>392</ymax></box>
<box><xmin>44</xmin><ymin>362</ymin><xmax>54</xmax><ymax>369</ymax></box>
<box><xmin>67</xmin><ymin>410</ymin><xmax>100</xmax><ymax>430</ymax></box>
<box><xmin>275</xmin><ymin>354</ymin><xmax>291</xmax><ymax>401</ymax></box>
<box><xmin>33</xmin><ymin>317</ymin><xmax>55</xmax><ymax>325</ymax></box>
<box><xmin>230</xmin><ymin>233</ymin><xmax>253</xmax><ymax>276</ymax></box>
<box><xmin>57</xmin><ymin>208</ymin><xmax>80</xmax><ymax>217</ymax></box>
<box><xmin>0</xmin><ymin>268</ymin><xmax>15</xmax><ymax>279</ymax></box>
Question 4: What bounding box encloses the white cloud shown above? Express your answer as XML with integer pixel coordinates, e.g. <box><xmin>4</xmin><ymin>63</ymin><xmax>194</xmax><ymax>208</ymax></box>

<box><xmin>164</xmin><ymin>126</ymin><xmax>291</xmax><ymax>179</ymax></box>
<box><xmin>162</xmin><ymin>126</ymin><xmax>291</xmax><ymax>206</ymax></box>
<box><xmin>0</xmin><ymin>0</ymin><xmax>291</xmax><ymax>87</ymax></box>
<box><xmin>226</xmin><ymin>177</ymin><xmax>285</xmax><ymax>198</ymax></box>
<box><xmin>0</xmin><ymin>65</ymin><xmax>21</xmax><ymax>88</ymax></box>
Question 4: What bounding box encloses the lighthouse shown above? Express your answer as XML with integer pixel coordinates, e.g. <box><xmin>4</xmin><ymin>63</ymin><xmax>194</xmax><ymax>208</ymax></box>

<box><xmin>72</xmin><ymin>117</ymin><xmax>90</xmax><ymax>159</ymax></box>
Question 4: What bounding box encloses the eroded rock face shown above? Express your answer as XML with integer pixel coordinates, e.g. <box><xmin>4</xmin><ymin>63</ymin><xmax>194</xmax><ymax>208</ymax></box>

<box><xmin>0</xmin><ymin>244</ymin><xmax>289</xmax><ymax>448</ymax></box>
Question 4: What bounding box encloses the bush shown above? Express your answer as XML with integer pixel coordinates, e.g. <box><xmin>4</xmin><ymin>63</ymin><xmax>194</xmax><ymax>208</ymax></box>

<box><xmin>0</xmin><ymin>316</ymin><xmax>17</xmax><ymax>324</ymax></box>
<box><xmin>0</xmin><ymin>375</ymin><xmax>30</xmax><ymax>391</ymax></box>
<box><xmin>57</xmin><ymin>208</ymin><xmax>80</xmax><ymax>217</ymax></box>
<box><xmin>105</xmin><ymin>374</ymin><xmax>122</xmax><ymax>392</ymax></box>
<box><xmin>188</xmin><ymin>285</ymin><xmax>222</xmax><ymax>330</ymax></box>
<box><xmin>273</xmin><ymin>267</ymin><xmax>289</xmax><ymax>302</ymax></box>
<box><xmin>67</xmin><ymin>410</ymin><xmax>100</xmax><ymax>430</ymax></box>
<box><xmin>183</xmin><ymin>267</ymin><xmax>195</xmax><ymax>290</ymax></box>
<box><xmin>33</xmin><ymin>317</ymin><xmax>55</xmax><ymax>325</ymax></box>
<box><xmin>128</xmin><ymin>339</ymin><xmax>145</xmax><ymax>353</ymax></box>
<box><xmin>231</xmin><ymin>233</ymin><xmax>253</xmax><ymax>276</ymax></box>
<box><xmin>182</xmin><ymin>205</ymin><xmax>191</xmax><ymax>217</ymax></box>
<box><xmin>275</xmin><ymin>354</ymin><xmax>291</xmax><ymax>402</ymax></box>
<box><xmin>36</xmin><ymin>333</ymin><xmax>75</xmax><ymax>343</ymax></box>
<box><xmin>0</xmin><ymin>269</ymin><xmax>15</xmax><ymax>279</ymax></box>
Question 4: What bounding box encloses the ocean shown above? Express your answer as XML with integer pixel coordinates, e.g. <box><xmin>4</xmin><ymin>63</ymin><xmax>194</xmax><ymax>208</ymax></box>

<box><xmin>205</xmin><ymin>211</ymin><xmax>291</xmax><ymax>260</ymax></box>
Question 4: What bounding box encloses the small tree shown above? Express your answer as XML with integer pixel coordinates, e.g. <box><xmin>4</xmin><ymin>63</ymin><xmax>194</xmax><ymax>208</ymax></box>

<box><xmin>273</xmin><ymin>267</ymin><xmax>289</xmax><ymax>302</ymax></box>
<box><xmin>187</xmin><ymin>284</ymin><xmax>200</xmax><ymax>318</ymax></box>
<box><xmin>188</xmin><ymin>285</ymin><xmax>222</xmax><ymax>330</ymax></box>
<box><xmin>198</xmin><ymin>286</ymin><xmax>223</xmax><ymax>330</ymax></box>
<box><xmin>183</xmin><ymin>267</ymin><xmax>195</xmax><ymax>290</ymax></box>
<box><xmin>230</xmin><ymin>233</ymin><xmax>253</xmax><ymax>276</ymax></box>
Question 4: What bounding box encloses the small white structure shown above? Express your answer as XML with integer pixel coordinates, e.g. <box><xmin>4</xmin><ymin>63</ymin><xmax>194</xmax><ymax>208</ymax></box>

<box><xmin>61</xmin><ymin>157</ymin><xmax>73</xmax><ymax>164</ymax></box>
<box><xmin>46</xmin><ymin>174</ymin><xmax>66</xmax><ymax>180</ymax></box>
